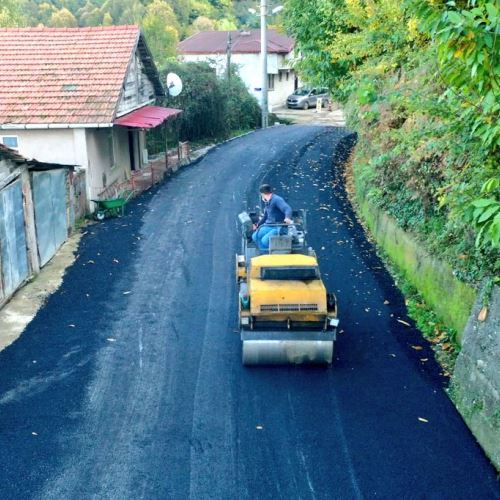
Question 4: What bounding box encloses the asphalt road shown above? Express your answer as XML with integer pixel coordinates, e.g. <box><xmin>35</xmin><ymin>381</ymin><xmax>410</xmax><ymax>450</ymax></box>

<box><xmin>0</xmin><ymin>125</ymin><xmax>498</xmax><ymax>499</ymax></box>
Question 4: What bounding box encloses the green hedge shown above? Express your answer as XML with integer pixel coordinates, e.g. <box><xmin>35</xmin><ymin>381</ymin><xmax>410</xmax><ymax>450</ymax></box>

<box><xmin>159</xmin><ymin>61</ymin><xmax>261</xmax><ymax>143</ymax></box>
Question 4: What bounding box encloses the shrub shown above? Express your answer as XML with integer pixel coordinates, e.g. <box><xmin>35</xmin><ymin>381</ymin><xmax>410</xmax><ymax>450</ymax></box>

<box><xmin>159</xmin><ymin>61</ymin><xmax>261</xmax><ymax>142</ymax></box>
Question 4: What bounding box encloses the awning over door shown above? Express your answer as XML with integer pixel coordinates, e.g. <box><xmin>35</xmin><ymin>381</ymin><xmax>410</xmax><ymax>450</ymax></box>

<box><xmin>114</xmin><ymin>106</ymin><xmax>182</xmax><ymax>128</ymax></box>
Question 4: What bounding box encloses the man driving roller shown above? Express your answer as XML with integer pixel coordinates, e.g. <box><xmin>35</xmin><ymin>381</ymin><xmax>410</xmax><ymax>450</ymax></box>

<box><xmin>252</xmin><ymin>184</ymin><xmax>293</xmax><ymax>251</ymax></box>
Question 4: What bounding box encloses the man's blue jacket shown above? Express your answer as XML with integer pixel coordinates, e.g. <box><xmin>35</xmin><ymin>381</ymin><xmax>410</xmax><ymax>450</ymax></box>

<box><xmin>258</xmin><ymin>194</ymin><xmax>292</xmax><ymax>227</ymax></box>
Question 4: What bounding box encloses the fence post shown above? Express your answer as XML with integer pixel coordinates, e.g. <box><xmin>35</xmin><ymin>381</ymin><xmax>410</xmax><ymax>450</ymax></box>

<box><xmin>20</xmin><ymin>168</ymin><xmax>40</xmax><ymax>275</ymax></box>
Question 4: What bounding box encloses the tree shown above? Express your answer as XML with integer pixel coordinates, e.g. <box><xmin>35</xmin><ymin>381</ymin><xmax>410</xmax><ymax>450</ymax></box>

<box><xmin>215</xmin><ymin>18</ymin><xmax>237</xmax><ymax>30</ymax></box>
<box><xmin>50</xmin><ymin>7</ymin><xmax>78</xmax><ymax>27</ymax></box>
<box><xmin>102</xmin><ymin>11</ymin><xmax>113</xmax><ymax>25</ymax></box>
<box><xmin>283</xmin><ymin>0</ymin><xmax>348</xmax><ymax>94</ymax></box>
<box><xmin>159</xmin><ymin>61</ymin><xmax>261</xmax><ymax>141</ymax></box>
<box><xmin>189</xmin><ymin>0</ymin><xmax>215</xmax><ymax>19</ymax></box>
<box><xmin>0</xmin><ymin>0</ymin><xmax>26</xmax><ymax>27</ymax></box>
<box><xmin>100</xmin><ymin>0</ymin><xmax>144</xmax><ymax>25</ymax></box>
<box><xmin>168</xmin><ymin>0</ymin><xmax>191</xmax><ymax>26</ymax></box>
<box><xmin>142</xmin><ymin>0</ymin><xmax>180</xmax><ymax>68</ymax></box>
<box><xmin>78</xmin><ymin>1</ymin><xmax>103</xmax><ymax>26</ymax></box>
<box><xmin>191</xmin><ymin>15</ymin><xmax>215</xmax><ymax>33</ymax></box>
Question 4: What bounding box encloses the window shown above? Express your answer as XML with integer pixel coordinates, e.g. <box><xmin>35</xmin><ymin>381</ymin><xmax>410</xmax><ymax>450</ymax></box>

<box><xmin>1</xmin><ymin>136</ymin><xmax>18</xmax><ymax>150</ymax></box>
<box><xmin>268</xmin><ymin>74</ymin><xmax>275</xmax><ymax>91</ymax></box>
<box><xmin>278</xmin><ymin>71</ymin><xmax>282</xmax><ymax>83</ymax></box>
<box><xmin>107</xmin><ymin>129</ymin><xmax>116</xmax><ymax>169</ymax></box>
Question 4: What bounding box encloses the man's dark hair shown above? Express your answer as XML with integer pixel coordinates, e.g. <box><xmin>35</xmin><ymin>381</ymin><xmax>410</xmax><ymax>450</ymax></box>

<box><xmin>259</xmin><ymin>184</ymin><xmax>272</xmax><ymax>194</ymax></box>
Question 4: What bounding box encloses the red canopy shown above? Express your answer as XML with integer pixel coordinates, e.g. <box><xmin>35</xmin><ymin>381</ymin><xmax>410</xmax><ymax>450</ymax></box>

<box><xmin>114</xmin><ymin>105</ymin><xmax>182</xmax><ymax>128</ymax></box>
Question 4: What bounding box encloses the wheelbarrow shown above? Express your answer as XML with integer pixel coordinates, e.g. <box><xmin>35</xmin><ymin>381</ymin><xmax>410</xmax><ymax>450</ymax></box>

<box><xmin>92</xmin><ymin>190</ymin><xmax>134</xmax><ymax>221</ymax></box>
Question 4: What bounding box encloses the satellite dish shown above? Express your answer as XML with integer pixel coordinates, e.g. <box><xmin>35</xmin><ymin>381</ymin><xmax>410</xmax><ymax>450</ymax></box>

<box><xmin>166</xmin><ymin>72</ymin><xmax>183</xmax><ymax>97</ymax></box>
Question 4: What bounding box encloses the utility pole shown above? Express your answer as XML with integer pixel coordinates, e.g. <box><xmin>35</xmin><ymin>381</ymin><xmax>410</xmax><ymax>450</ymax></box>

<box><xmin>226</xmin><ymin>32</ymin><xmax>232</xmax><ymax>82</ymax></box>
<box><xmin>260</xmin><ymin>0</ymin><xmax>268</xmax><ymax>129</ymax></box>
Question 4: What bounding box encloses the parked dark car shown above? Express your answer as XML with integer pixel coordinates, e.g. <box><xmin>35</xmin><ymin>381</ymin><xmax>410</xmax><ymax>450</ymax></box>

<box><xmin>286</xmin><ymin>87</ymin><xmax>329</xmax><ymax>109</ymax></box>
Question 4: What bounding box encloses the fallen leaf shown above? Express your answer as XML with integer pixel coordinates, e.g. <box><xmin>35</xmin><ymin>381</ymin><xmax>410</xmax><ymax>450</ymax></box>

<box><xmin>397</xmin><ymin>319</ymin><xmax>411</xmax><ymax>327</ymax></box>
<box><xmin>418</xmin><ymin>417</ymin><xmax>428</xmax><ymax>423</ymax></box>
<box><xmin>383</xmin><ymin>300</ymin><xmax>390</xmax><ymax>305</ymax></box>
<box><xmin>107</xmin><ymin>338</ymin><xmax>116</xmax><ymax>342</ymax></box>
<box><xmin>478</xmin><ymin>306</ymin><xmax>488</xmax><ymax>322</ymax></box>
<box><xmin>256</xmin><ymin>425</ymin><xmax>264</xmax><ymax>430</ymax></box>
<box><xmin>123</xmin><ymin>291</ymin><xmax>132</xmax><ymax>295</ymax></box>
<box><xmin>389</xmin><ymin>353</ymin><xmax>396</xmax><ymax>358</ymax></box>
<box><xmin>113</xmin><ymin>259</ymin><xmax>119</xmax><ymax>263</ymax></box>
<box><xmin>411</xmin><ymin>345</ymin><xmax>423</xmax><ymax>351</ymax></box>
<box><xmin>32</xmin><ymin>432</ymin><xmax>38</xmax><ymax>436</ymax></box>
<box><xmin>68</xmin><ymin>324</ymin><xmax>76</xmax><ymax>328</ymax></box>
<box><xmin>420</xmin><ymin>358</ymin><xmax>428</xmax><ymax>362</ymax></box>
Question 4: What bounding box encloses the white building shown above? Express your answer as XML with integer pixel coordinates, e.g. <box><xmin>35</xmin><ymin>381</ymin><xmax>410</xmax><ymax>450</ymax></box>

<box><xmin>0</xmin><ymin>26</ymin><xmax>181</xmax><ymax>204</ymax></box>
<box><xmin>178</xmin><ymin>29</ymin><xmax>297</xmax><ymax>111</ymax></box>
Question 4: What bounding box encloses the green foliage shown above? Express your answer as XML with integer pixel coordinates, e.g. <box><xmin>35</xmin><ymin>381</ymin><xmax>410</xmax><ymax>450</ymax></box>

<box><xmin>158</xmin><ymin>61</ymin><xmax>261</xmax><ymax>142</ymax></box>
<box><xmin>142</xmin><ymin>0</ymin><xmax>179</xmax><ymax>68</ymax></box>
<box><xmin>49</xmin><ymin>7</ymin><xmax>78</xmax><ymax>26</ymax></box>
<box><xmin>5</xmin><ymin>1</ymin><xmax>251</xmax><ymax>66</ymax></box>
<box><xmin>233</xmin><ymin>0</ymin><xmax>284</xmax><ymax>29</ymax></box>
<box><xmin>283</xmin><ymin>0</ymin><xmax>349</xmax><ymax>96</ymax></box>
<box><xmin>284</xmin><ymin>0</ymin><xmax>499</xmax><ymax>283</ymax></box>
<box><xmin>411</xmin><ymin>0</ymin><xmax>500</xmax><ymax>149</ymax></box>
<box><xmin>0</xmin><ymin>0</ymin><xmax>27</xmax><ymax>26</ymax></box>
<box><xmin>465</xmin><ymin>178</ymin><xmax>500</xmax><ymax>248</ymax></box>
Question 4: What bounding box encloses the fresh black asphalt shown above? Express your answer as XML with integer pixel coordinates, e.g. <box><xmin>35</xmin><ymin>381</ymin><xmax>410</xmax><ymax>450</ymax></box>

<box><xmin>0</xmin><ymin>125</ymin><xmax>498</xmax><ymax>499</ymax></box>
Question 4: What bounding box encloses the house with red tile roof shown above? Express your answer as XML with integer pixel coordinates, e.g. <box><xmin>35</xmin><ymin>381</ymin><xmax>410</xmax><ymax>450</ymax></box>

<box><xmin>178</xmin><ymin>29</ymin><xmax>297</xmax><ymax>111</ymax></box>
<box><xmin>0</xmin><ymin>25</ymin><xmax>181</xmax><ymax>203</ymax></box>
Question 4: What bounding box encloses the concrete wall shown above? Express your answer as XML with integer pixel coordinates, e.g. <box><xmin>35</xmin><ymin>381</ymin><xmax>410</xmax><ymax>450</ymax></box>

<box><xmin>450</xmin><ymin>285</ymin><xmax>500</xmax><ymax>470</ymax></box>
<box><xmin>114</xmin><ymin>126</ymin><xmax>133</xmax><ymax>172</ymax></box>
<box><xmin>6</xmin><ymin>129</ymin><xmax>89</xmax><ymax>166</ymax></box>
<box><xmin>181</xmin><ymin>52</ymin><xmax>295</xmax><ymax>110</ymax></box>
<box><xmin>85</xmin><ymin>128</ymin><xmax>130</xmax><ymax>199</ymax></box>
<box><xmin>6</xmin><ymin>126</ymin><xmax>142</xmax><ymax>202</ymax></box>
<box><xmin>356</xmin><ymin>198</ymin><xmax>477</xmax><ymax>338</ymax></box>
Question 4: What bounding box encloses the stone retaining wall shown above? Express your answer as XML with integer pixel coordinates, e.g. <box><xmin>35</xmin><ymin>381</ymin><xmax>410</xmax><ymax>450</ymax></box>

<box><xmin>450</xmin><ymin>285</ymin><xmax>500</xmax><ymax>470</ymax></box>
<box><xmin>355</xmin><ymin>198</ymin><xmax>476</xmax><ymax>340</ymax></box>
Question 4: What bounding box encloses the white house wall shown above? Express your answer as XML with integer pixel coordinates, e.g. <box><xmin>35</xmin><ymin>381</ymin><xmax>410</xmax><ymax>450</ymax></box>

<box><xmin>181</xmin><ymin>52</ymin><xmax>295</xmax><ymax>110</ymax></box>
<box><xmin>85</xmin><ymin>128</ymin><xmax>130</xmax><ymax>199</ymax></box>
<box><xmin>7</xmin><ymin>129</ymin><xmax>87</xmax><ymax>166</ymax></box>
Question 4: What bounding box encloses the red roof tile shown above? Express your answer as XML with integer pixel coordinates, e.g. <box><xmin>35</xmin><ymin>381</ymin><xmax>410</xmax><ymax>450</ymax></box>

<box><xmin>0</xmin><ymin>26</ymin><xmax>161</xmax><ymax>126</ymax></box>
<box><xmin>178</xmin><ymin>29</ymin><xmax>294</xmax><ymax>55</ymax></box>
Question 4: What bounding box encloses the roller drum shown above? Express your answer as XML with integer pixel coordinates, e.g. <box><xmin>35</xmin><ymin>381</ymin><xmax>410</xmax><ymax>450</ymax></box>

<box><xmin>241</xmin><ymin>330</ymin><xmax>335</xmax><ymax>365</ymax></box>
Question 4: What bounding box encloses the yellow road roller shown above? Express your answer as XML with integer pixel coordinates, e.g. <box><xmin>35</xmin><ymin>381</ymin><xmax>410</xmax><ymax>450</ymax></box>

<box><xmin>236</xmin><ymin>210</ymin><xmax>338</xmax><ymax>365</ymax></box>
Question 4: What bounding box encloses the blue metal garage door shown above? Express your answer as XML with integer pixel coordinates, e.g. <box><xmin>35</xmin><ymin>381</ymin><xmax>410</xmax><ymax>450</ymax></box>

<box><xmin>32</xmin><ymin>170</ymin><xmax>68</xmax><ymax>267</ymax></box>
<box><xmin>0</xmin><ymin>179</ymin><xmax>29</xmax><ymax>299</ymax></box>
